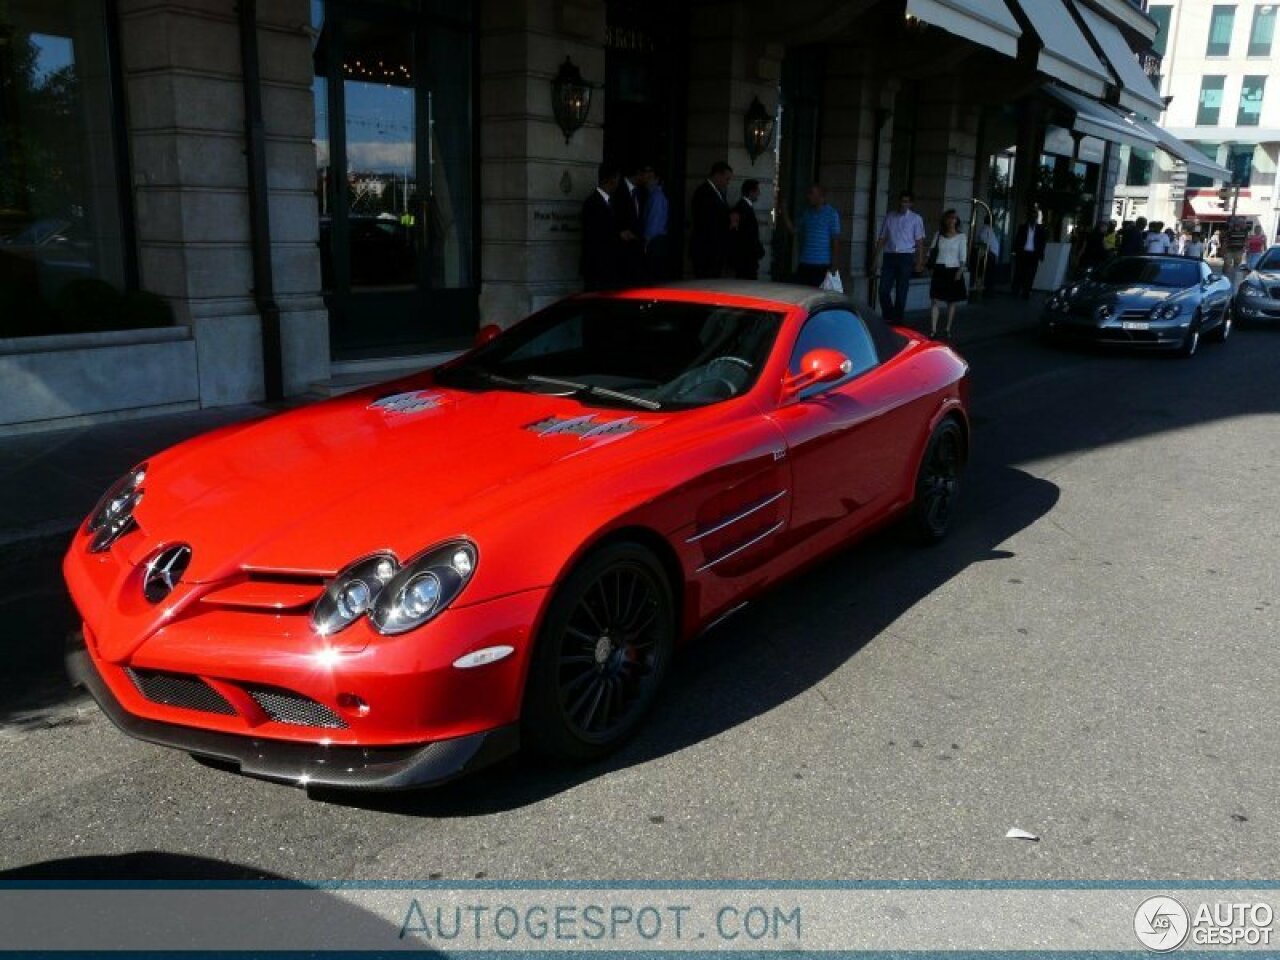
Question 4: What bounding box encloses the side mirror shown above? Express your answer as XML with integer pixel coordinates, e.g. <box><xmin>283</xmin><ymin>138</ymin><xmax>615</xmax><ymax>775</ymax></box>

<box><xmin>474</xmin><ymin>323</ymin><xmax>502</xmax><ymax>348</ymax></box>
<box><xmin>782</xmin><ymin>348</ymin><xmax>851</xmax><ymax>400</ymax></box>
<box><xmin>1205</xmin><ymin>273</ymin><xmax>1222</xmax><ymax>285</ymax></box>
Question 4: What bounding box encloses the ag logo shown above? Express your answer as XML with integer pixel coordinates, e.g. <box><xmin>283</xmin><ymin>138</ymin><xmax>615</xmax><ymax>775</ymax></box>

<box><xmin>1135</xmin><ymin>896</ymin><xmax>1190</xmax><ymax>952</ymax></box>
<box><xmin>142</xmin><ymin>544</ymin><xmax>192</xmax><ymax>603</ymax></box>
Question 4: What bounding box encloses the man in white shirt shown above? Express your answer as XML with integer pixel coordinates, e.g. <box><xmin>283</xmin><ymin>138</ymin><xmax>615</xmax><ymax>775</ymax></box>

<box><xmin>873</xmin><ymin>191</ymin><xmax>926</xmax><ymax>322</ymax></box>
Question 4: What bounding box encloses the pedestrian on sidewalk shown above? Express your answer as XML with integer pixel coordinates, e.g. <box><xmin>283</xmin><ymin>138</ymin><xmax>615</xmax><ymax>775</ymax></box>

<box><xmin>1184</xmin><ymin>232</ymin><xmax>1205</xmax><ymax>259</ymax></box>
<box><xmin>1223</xmin><ymin>217</ymin><xmax>1248</xmax><ymax>277</ymax></box>
<box><xmin>1119</xmin><ymin>217</ymin><xmax>1146</xmax><ymax>257</ymax></box>
<box><xmin>581</xmin><ymin>163</ymin><xmax>624</xmax><ymax>292</ymax></box>
<box><xmin>873</xmin><ymin>190</ymin><xmax>926</xmax><ymax>320</ymax></box>
<box><xmin>730</xmin><ymin>179</ymin><xmax>766</xmax><ymax>280</ymax></box>
<box><xmin>779</xmin><ymin>182</ymin><xmax>842</xmax><ymax>287</ymax></box>
<box><xmin>637</xmin><ymin>165</ymin><xmax>672</xmax><ymax>282</ymax></box>
<box><xmin>1012</xmin><ymin>207</ymin><xmax>1046</xmax><ymax>299</ymax></box>
<box><xmin>1246</xmin><ymin>223</ymin><xmax>1268</xmax><ymax>270</ymax></box>
<box><xmin>927</xmin><ymin>209</ymin><xmax>967</xmax><ymax>340</ymax></box>
<box><xmin>690</xmin><ymin>161</ymin><xmax>733</xmax><ymax>279</ymax></box>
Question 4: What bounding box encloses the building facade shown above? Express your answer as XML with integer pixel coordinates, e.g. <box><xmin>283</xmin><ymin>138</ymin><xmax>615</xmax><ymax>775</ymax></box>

<box><xmin>1114</xmin><ymin>0</ymin><xmax>1280</xmax><ymax>237</ymax></box>
<box><xmin>0</xmin><ymin>0</ymin><xmax>1216</xmax><ymax>434</ymax></box>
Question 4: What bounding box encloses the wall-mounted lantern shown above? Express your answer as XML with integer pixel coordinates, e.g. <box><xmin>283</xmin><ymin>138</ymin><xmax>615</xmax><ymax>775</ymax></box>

<box><xmin>743</xmin><ymin>95</ymin><xmax>775</xmax><ymax>165</ymax></box>
<box><xmin>552</xmin><ymin>57</ymin><xmax>592</xmax><ymax>144</ymax></box>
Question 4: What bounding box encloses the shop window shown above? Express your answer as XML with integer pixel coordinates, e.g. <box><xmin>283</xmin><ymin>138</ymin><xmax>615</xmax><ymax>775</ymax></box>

<box><xmin>1149</xmin><ymin>5</ymin><xmax>1172</xmax><ymax>58</ymax></box>
<box><xmin>1125</xmin><ymin>148</ymin><xmax>1155</xmax><ymax>187</ymax></box>
<box><xmin>1249</xmin><ymin>4</ymin><xmax>1276</xmax><ymax>56</ymax></box>
<box><xmin>0</xmin><ymin>1</ymin><xmax>158</xmax><ymax>339</ymax></box>
<box><xmin>1237</xmin><ymin>75</ymin><xmax>1266</xmax><ymax>127</ymax></box>
<box><xmin>1196</xmin><ymin>75</ymin><xmax>1226</xmax><ymax>126</ymax></box>
<box><xmin>1186</xmin><ymin>143</ymin><xmax>1220</xmax><ymax>188</ymax></box>
<box><xmin>1206</xmin><ymin>5</ymin><xmax>1235</xmax><ymax>56</ymax></box>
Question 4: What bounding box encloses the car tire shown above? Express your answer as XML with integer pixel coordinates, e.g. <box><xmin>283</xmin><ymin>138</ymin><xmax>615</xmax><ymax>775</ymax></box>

<box><xmin>907</xmin><ymin>418</ymin><xmax>965</xmax><ymax>544</ymax></box>
<box><xmin>1176</xmin><ymin>314</ymin><xmax>1202</xmax><ymax>358</ymax></box>
<box><xmin>522</xmin><ymin>542</ymin><xmax>675</xmax><ymax>763</ymax></box>
<box><xmin>1208</xmin><ymin>303</ymin><xmax>1232</xmax><ymax>343</ymax></box>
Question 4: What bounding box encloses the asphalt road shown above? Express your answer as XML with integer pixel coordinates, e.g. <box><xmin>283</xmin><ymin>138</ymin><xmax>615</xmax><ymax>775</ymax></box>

<box><xmin>3</xmin><ymin>315</ymin><xmax>1279</xmax><ymax>882</ymax></box>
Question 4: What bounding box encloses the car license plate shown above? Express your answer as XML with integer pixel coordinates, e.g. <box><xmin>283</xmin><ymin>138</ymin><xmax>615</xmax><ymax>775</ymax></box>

<box><xmin>1122</xmin><ymin>320</ymin><xmax>1150</xmax><ymax>330</ymax></box>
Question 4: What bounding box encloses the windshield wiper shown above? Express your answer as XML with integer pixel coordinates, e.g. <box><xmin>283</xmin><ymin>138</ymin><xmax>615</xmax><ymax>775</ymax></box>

<box><xmin>525</xmin><ymin>374</ymin><xmax>661</xmax><ymax>411</ymax></box>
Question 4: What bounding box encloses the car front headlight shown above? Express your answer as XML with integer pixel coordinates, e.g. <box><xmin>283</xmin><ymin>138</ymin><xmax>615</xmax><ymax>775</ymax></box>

<box><xmin>1241</xmin><ymin>283</ymin><xmax>1266</xmax><ymax>298</ymax></box>
<box><xmin>85</xmin><ymin>463</ymin><xmax>147</xmax><ymax>553</ymax></box>
<box><xmin>1151</xmin><ymin>302</ymin><xmax>1183</xmax><ymax>322</ymax></box>
<box><xmin>371</xmin><ymin>540</ymin><xmax>478</xmax><ymax>635</ymax></box>
<box><xmin>310</xmin><ymin>540</ymin><xmax>478</xmax><ymax>637</ymax></box>
<box><xmin>311</xmin><ymin>552</ymin><xmax>399</xmax><ymax>636</ymax></box>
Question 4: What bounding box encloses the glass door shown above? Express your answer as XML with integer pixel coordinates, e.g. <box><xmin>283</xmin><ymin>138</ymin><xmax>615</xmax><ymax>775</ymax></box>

<box><xmin>313</xmin><ymin>1</ymin><xmax>475</xmax><ymax>360</ymax></box>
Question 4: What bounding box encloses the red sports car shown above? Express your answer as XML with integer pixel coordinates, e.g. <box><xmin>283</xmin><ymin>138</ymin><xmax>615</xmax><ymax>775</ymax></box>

<box><xmin>64</xmin><ymin>282</ymin><xmax>969</xmax><ymax>790</ymax></box>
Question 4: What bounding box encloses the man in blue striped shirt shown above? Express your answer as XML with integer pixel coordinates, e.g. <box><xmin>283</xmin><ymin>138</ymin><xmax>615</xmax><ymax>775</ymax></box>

<box><xmin>782</xmin><ymin>183</ymin><xmax>842</xmax><ymax>287</ymax></box>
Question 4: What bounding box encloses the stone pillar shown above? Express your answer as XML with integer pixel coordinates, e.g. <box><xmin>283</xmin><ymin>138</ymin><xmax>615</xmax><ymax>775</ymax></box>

<box><xmin>911</xmin><ymin>92</ymin><xmax>980</xmax><ymax>231</ymax></box>
<box><xmin>684</xmin><ymin>2</ymin><xmax>780</xmax><ymax>276</ymax></box>
<box><xmin>815</xmin><ymin>51</ymin><xmax>896</xmax><ymax>300</ymax></box>
<box><xmin>477</xmin><ymin>0</ymin><xmax>605</xmax><ymax>328</ymax></box>
<box><xmin>118</xmin><ymin>0</ymin><xmax>327</xmax><ymax>404</ymax></box>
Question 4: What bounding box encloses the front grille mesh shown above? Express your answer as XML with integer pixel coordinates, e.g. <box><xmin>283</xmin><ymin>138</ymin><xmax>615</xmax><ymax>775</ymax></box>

<box><xmin>1269</xmin><ymin>286</ymin><xmax>1280</xmax><ymax>300</ymax></box>
<box><xmin>125</xmin><ymin>668</ymin><xmax>236</xmax><ymax>716</ymax></box>
<box><xmin>244</xmin><ymin>684</ymin><xmax>347</xmax><ymax>729</ymax></box>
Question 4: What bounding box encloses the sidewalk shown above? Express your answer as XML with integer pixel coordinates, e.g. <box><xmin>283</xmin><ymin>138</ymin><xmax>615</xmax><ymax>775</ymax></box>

<box><xmin>0</xmin><ymin>292</ymin><xmax>1043</xmax><ymax>554</ymax></box>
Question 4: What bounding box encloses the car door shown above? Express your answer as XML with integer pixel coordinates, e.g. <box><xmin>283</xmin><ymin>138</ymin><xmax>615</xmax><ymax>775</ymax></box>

<box><xmin>1198</xmin><ymin>261</ymin><xmax>1229</xmax><ymax>321</ymax></box>
<box><xmin>768</xmin><ymin>307</ymin><xmax>911</xmax><ymax>549</ymax></box>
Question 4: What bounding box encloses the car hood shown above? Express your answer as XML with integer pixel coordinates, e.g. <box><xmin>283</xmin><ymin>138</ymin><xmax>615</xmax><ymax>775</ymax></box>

<box><xmin>133</xmin><ymin>379</ymin><xmax>698</xmax><ymax>583</ymax></box>
<box><xmin>1246</xmin><ymin>269</ymin><xmax>1280</xmax><ymax>287</ymax></box>
<box><xmin>1067</xmin><ymin>280</ymin><xmax>1180</xmax><ymax>310</ymax></box>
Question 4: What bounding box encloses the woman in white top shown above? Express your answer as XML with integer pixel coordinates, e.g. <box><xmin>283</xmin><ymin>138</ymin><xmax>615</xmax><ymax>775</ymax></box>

<box><xmin>928</xmin><ymin>209</ymin><xmax>967</xmax><ymax>340</ymax></box>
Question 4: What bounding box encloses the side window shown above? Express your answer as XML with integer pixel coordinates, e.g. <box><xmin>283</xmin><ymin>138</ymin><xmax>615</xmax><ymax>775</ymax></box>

<box><xmin>788</xmin><ymin>308</ymin><xmax>879</xmax><ymax>397</ymax></box>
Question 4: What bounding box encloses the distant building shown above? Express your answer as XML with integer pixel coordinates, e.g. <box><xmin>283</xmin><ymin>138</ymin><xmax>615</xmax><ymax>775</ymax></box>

<box><xmin>1115</xmin><ymin>1</ymin><xmax>1280</xmax><ymax>236</ymax></box>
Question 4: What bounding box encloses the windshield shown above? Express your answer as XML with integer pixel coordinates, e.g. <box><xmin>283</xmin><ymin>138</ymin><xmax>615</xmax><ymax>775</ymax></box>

<box><xmin>1096</xmin><ymin>257</ymin><xmax>1200</xmax><ymax>289</ymax></box>
<box><xmin>436</xmin><ymin>298</ymin><xmax>783</xmax><ymax>410</ymax></box>
<box><xmin>1256</xmin><ymin>249</ymin><xmax>1280</xmax><ymax>271</ymax></box>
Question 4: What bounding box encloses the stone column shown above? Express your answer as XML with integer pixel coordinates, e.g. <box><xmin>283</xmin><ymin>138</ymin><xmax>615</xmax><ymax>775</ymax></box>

<box><xmin>815</xmin><ymin>51</ymin><xmax>896</xmax><ymax>300</ymax></box>
<box><xmin>477</xmin><ymin>0</ymin><xmax>605</xmax><ymax>328</ymax></box>
<box><xmin>118</xmin><ymin>0</ymin><xmax>327</xmax><ymax>405</ymax></box>
<box><xmin>911</xmin><ymin>92</ymin><xmax>980</xmax><ymax>232</ymax></box>
<box><xmin>684</xmin><ymin>2</ymin><xmax>780</xmax><ymax>277</ymax></box>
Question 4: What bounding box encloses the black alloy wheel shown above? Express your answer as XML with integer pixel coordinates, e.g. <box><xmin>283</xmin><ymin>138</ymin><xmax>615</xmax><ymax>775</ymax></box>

<box><xmin>524</xmin><ymin>543</ymin><xmax>675</xmax><ymax>761</ymax></box>
<box><xmin>910</xmin><ymin>419</ymin><xmax>965</xmax><ymax>544</ymax></box>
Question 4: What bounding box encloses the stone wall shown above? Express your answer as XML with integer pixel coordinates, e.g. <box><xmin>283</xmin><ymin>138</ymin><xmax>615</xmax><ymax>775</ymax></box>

<box><xmin>477</xmin><ymin>0</ymin><xmax>606</xmax><ymax>328</ymax></box>
<box><xmin>118</xmin><ymin>0</ymin><xmax>327</xmax><ymax>404</ymax></box>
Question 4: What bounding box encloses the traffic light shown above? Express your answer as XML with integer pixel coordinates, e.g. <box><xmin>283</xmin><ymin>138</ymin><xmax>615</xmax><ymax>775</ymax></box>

<box><xmin>1218</xmin><ymin>185</ymin><xmax>1232</xmax><ymax>209</ymax></box>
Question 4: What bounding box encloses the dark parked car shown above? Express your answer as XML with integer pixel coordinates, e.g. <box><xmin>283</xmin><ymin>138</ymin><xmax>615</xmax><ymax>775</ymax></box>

<box><xmin>1041</xmin><ymin>255</ymin><xmax>1233</xmax><ymax>357</ymax></box>
<box><xmin>1233</xmin><ymin>245</ymin><xmax>1280</xmax><ymax>324</ymax></box>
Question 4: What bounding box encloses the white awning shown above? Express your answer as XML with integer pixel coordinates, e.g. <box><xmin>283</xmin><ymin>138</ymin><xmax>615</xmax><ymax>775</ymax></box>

<box><xmin>1072</xmin><ymin>1</ymin><xmax>1166</xmax><ymax>119</ymax></box>
<box><xmin>1010</xmin><ymin>0</ymin><xmax>1112</xmax><ymax>98</ymax></box>
<box><xmin>1128</xmin><ymin>119</ymin><xmax>1232</xmax><ymax>180</ymax></box>
<box><xmin>1043</xmin><ymin>84</ymin><xmax>1155</xmax><ymax>150</ymax></box>
<box><xmin>1184</xmin><ymin>190</ymin><xmax>1269</xmax><ymax>221</ymax></box>
<box><xmin>905</xmin><ymin>0</ymin><xmax>1022</xmax><ymax>58</ymax></box>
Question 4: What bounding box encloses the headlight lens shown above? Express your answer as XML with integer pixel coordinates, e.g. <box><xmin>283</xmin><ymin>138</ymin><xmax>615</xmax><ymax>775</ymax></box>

<box><xmin>85</xmin><ymin>463</ymin><xmax>147</xmax><ymax>553</ymax></box>
<box><xmin>1151</xmin><ymin>302</ymin><xmax>1183</xmax><ymax>322</ymax></box>
<box><xmin>370</xmin><ymin>540</ymin><xmax>478</xmax><ymax>636</ymax></box>
<box><xmin>311</xmin><ymin>552</ymin><xmax>399</xmax><ymax>636</ymax></box>
<box><xmin>1241</xmin><ymin>284</ymin><xmax>1266</xmax><ymax>298</ymax></box>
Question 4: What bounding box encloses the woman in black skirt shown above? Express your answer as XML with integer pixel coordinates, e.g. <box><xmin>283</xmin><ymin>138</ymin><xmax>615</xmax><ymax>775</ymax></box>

<box><xmin>928</xmin><ymin>209</ymin><xmax>968</xmax><ymax>340</ymax></box>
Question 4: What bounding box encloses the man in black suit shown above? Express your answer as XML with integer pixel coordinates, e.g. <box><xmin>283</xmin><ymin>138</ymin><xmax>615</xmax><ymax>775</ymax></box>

<box><xmin>689</xmin><ymin>160</ymin><xmax>733</xmax><ymax>279</ymax></box>
<box><xmin>581</xmin><ymin>163</ymin><xmax>626</xmax><ymax>291</ymax></box>
<box><xmin>730</xmin><ymin>179</ymin><xmax>765</xmax><ymax>280</ymax></box>
<box><xmin>614</xmin><ymin>163</ymin><xmax>646</xmax><ymax>285</ymax></box>
<box><xmin>1012</xmin><ymin>207</ymin><xmax>1047</xmax><ymax>299</ymax></box>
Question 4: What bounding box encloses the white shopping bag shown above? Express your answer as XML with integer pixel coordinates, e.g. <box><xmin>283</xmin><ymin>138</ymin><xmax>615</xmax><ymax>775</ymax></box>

<box><xmin>820</xmin><ymin>270</ymin><xmax>844</xmax><ymax>293</ymax></box>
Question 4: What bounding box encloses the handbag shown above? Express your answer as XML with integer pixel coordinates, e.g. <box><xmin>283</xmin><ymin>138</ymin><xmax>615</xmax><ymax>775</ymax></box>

<box><xmin>820</xmin><ymin>270</ymin><xmax>844</xmax><ymax>293</ymax></box>
<box><xmin>926</xmin><ymin>234</ymin><xmax>939</xmax><ymax>269</ymax></box>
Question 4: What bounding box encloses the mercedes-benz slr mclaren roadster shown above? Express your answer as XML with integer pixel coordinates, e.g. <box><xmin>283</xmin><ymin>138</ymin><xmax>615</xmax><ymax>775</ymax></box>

<box><xmin>64</xmin><ymin>282</ymin><xmax>970</xmax><ymax>791</ymax></box>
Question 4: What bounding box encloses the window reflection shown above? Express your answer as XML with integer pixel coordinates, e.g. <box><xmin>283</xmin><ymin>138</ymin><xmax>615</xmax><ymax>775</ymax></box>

<box><xmin>0</xmin><ymin>0</ymin><xmax>127</xmax><ymax>337</ymax></box>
